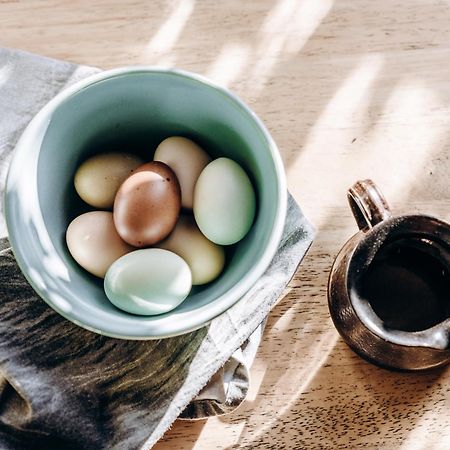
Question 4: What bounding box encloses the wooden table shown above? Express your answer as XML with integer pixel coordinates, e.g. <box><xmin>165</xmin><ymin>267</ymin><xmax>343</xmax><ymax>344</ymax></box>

<box><xmin>3</xmin><ymin>1</ymin><xmax>449</xmax><ymax>448</ymax></box>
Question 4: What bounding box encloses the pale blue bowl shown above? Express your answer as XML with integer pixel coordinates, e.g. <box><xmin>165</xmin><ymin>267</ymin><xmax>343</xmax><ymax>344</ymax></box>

<box><xmin>5</xmin><ymin>67</ymin><xmax>287</xmax><ymax>339</ymax></box>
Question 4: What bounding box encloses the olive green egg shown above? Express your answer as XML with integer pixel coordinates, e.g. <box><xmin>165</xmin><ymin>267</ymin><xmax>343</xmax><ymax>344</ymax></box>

<box><xmin>193</xmin><ymin>158</ymin><xmax>256</xmax><ymax>245</ymax></box>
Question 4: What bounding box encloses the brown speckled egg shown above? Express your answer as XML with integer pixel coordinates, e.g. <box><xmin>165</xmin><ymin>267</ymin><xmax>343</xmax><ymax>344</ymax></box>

<box><xmin>113</xmin><ymin>161</ymin><xmax>181</xmax><ymax>247</ymax></box>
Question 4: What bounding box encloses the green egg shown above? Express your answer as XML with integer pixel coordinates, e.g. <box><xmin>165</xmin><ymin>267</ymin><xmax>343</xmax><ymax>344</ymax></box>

<box><xmin>193</xmin><ymin>158</ymin><xmax>256</xmax><ymax>245</ymax></box>
<box><xmin>104</xmin><ymin>249</ymin><xmax>192</xmax><ymax>316</ymax></box>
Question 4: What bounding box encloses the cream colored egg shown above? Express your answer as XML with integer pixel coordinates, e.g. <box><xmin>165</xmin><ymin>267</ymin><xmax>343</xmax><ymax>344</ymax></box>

<box><xmin>154</xmin><ymin>137</ymin><xmax>211</xmax><ymax>209</ymax></box>
<box><xmin>66</xmin><ymin>211</ymin><xmax>134</xmax><ymax>278</ymax></box>
<box><xmin>159</xmin><ymin>215</ymin><xmax>225</xmax><ymax>285</ymax></box>
<box><xmin>74</xmin><ymin>152</ymin><xmax>144</xmax><ymax>208</ymax></box>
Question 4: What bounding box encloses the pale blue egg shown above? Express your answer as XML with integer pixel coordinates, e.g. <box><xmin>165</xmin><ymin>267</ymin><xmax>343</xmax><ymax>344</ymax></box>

<box><xmin>193</xmin><ymin>158</ymin><xmax>256</xmax><ymax>245</ymax></box>
<box><xmin>104</xmin><ymin>248</ymin><xmax>192</xmax><ymax>316</ymax></box>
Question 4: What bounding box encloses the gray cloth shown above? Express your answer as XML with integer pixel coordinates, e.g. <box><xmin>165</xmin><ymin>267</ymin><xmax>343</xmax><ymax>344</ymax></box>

<box><xmin>0</xmin><ymin>48</ymin><xmax>315</xmax><ymax>449</ymax></box>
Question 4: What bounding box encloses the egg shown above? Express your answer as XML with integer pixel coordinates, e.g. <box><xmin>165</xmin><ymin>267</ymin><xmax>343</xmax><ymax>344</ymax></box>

<box><xmin>154</xmin><ymin>137</ymin><xmax>211</xmax><ymax>209</ymax></box>
<box><xmin>74</xmin><ymin>152</ymin><xmax>144</xmax><ymax>209</ymax></box>
<box><xmin>113</xmin><ymin>161</ymin><xmax>181</xmax><ymax>247</ymax></box>
<box><xmin>104</xmin><ymin>249</ymin><xmax>192</xmax><ymax>315</ymax></box>
<box><xmin>66</xmin><ymin>211</ymin><xmax>134</xmax><ymax>278</ymax></box>
<box><xmin>159</xmin><ymin>215</ymin><xmax>225</xmax><ymax>285</ymax></box>
<box><xmin>193</xmin><ymin>158</ymin><xmax>256</xmax><ymax>245</ymax></box>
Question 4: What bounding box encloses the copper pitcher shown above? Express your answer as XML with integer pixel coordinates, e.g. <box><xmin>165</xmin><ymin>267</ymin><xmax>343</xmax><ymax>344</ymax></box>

<box><xmin>328</xmin><ymin>180</ymin><xmax>450</xmax><ymax>371</ymax></box>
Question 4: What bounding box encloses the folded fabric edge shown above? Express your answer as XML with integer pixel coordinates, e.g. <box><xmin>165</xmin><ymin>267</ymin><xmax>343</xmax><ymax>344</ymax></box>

<box><xmin>179</xmin><ymin>318</ymin><xmax>267</xmax><ymax>420</ymax></box>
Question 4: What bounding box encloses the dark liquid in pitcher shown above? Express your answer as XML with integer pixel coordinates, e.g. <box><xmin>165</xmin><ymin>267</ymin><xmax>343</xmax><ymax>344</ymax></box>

<box><xmin>360</xmin><ymin>238</ymin><xmax>450</xmax><ymax>332</ymax></box>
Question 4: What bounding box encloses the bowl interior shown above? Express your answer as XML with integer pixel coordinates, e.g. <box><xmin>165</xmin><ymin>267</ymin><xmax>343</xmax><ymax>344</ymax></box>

<box><xmin>6</xmin><ymin>70</ymin><xmax>284</xmax><ymax>338</ymax></box>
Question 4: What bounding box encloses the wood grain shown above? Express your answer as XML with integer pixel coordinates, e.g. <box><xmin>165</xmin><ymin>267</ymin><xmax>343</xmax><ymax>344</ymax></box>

<box><xmin>2</xmin><ymin>0</ymin><xmax>449</xmax><ymax>448</ymax></box>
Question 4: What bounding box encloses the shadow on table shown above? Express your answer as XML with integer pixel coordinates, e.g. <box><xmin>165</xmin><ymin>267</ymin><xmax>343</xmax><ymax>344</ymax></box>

<box><xmin>152</xmin><ymin>419</ymin><xmax>208</xmax><ymax>450</ymax></box>
<box><xmin>222</xmin><ymin>338</ymin><xmax>448</xmax><ymax>449</ymax></box>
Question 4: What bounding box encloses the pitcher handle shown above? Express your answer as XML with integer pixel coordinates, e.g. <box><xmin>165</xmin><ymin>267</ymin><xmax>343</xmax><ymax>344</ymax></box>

<box><xmin>347</xmin><ymin>179</ymin><xmax>392</xmax><ymax>231</ymax></box>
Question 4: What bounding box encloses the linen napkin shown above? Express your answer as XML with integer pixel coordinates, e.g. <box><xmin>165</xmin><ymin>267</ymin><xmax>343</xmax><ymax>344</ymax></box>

<box><xmin>0</xmin><ymin>48</ymin><xmax>314</xmax><ymax>449</ymax></box>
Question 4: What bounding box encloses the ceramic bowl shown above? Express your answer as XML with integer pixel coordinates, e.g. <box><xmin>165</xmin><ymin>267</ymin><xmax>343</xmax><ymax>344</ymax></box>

<box><xmin>5</xmin><ymin>67</ymin><xmax>287</xmax><ymax>339</ymax></box>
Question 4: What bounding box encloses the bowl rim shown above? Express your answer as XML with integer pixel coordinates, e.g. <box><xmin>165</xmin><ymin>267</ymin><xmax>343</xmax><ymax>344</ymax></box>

<box><xmin>5</xmin><ymin>66</ymin><xmax>287</xmax><ymax>339</ymax></box>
